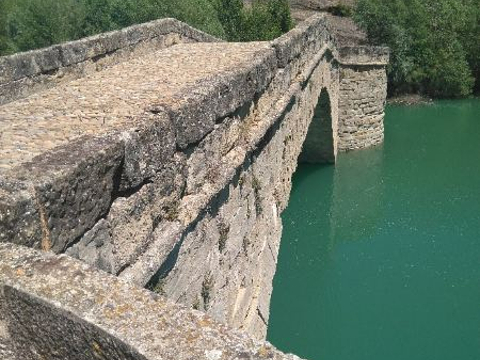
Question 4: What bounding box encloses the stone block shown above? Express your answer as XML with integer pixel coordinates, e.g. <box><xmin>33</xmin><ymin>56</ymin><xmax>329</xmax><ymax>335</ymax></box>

<box><xmin>0</xmin><ymin>180</ymin><xmax>42</xmax><ymax>249</ymax></box>
<box><xmin>120</xmin><ymin>113</ymin><xmax>176</xmax><ymax>191</ymax></box>
<box><xmin>170</xmin><ymin>47</ymin><xmax>276</xmax><ymax>148</ymax></box>
<box><xmin>7</xmin><ymin>134</ymin><xmax>124</xmax><ymax>253</ymax></box>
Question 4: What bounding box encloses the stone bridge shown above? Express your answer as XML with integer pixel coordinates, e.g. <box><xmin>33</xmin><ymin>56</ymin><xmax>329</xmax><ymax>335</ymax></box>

<box><xmin>0</xmin><ymin>14</ymin><xmax>388</xmax><ymax>360</ymax></box>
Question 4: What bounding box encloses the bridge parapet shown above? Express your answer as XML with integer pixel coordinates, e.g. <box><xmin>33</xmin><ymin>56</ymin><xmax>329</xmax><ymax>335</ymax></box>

<box><xmin>0</xmin><ymin>18</ymin><xmax>219</xmax><ymax>106</ymax></box>
<box><xmin>0</xmin><ymin>242</ymin><xmax>303</xmax><ymax>360</ymax></box>
<box><xmin>338</xmin><ymin>45</ymin><xmax>389</xmax><ymax>66</ymax></box>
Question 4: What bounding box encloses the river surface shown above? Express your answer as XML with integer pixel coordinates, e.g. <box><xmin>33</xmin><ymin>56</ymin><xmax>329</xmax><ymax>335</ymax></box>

<box><xmin>268</xmin><ymin>99</ymin><xmax>480</xmax><ymax>360</ymax></box>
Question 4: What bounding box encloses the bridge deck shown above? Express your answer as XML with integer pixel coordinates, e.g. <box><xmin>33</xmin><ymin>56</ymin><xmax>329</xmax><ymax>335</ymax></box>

<box><xmin>0</xmin><ymin>42</ymin><xmax>270</xmax><ymax>173</ymax></box>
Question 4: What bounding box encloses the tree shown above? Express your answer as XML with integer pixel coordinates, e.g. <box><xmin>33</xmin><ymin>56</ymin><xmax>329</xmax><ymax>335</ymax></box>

<box><xmin>1</xmin><ymin>0</ymin><xmax>86</xmax><ymax>53</ymax></box>
<box><xmin>215</xmin><ymin>0</ymin><xmax>245</xmax><ymax>41</ymax></box>
<box><xmin>0</xmin><ymin>0</ymin><xmax>17</xmax><ymax>54</ymax></box>
<box><xmin>223</xmin><ymin>0</ymin><xmax>293</xmax><ymax>42</ymax></box>
<box><xmin>354</xmin><ymin>0</ymin><xmax>477</xmax><ymax>98</ymax></box>
<box><xmin>0</xmin><ymin>0</ymin><xmax>293</xmax><ymax>56</ymax></box>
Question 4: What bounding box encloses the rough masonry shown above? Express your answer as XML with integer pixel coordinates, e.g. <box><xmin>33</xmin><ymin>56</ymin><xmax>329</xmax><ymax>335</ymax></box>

<box><xmin>0</xmin><ymin>14</ymin><xmax>388</xmax><ymax>360</ymax></box>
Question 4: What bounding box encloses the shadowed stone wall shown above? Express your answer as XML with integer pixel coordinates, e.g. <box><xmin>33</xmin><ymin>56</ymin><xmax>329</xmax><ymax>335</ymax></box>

<box><xmin>299</xmin><ymin>89</ymin><xmax>335</xmax><ymax>163</ymax></box>
<box><xmin>0</xmin><ymin>13</ymin><xmax>388</xmax><ymax>359</ymax></box>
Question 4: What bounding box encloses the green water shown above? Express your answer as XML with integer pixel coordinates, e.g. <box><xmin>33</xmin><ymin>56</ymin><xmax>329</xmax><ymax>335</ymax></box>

<box><xmin>267</xmin><ymin>99</ymin><xmax>480</xmax><ymax>360</ymax></box>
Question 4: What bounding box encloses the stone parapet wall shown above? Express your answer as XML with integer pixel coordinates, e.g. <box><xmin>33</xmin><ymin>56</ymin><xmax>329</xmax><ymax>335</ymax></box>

<box><xmin>0</xmin><ymin>242</ymin><xmax>303</xmax><ymax>360</ymax></box>
<box><xmin>0</xmin><ymin>18</ymin><xmax>219</xmax><ymax>105</ymax></box>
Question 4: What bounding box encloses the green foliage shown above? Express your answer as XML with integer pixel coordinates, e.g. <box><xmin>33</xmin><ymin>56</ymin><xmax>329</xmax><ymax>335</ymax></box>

<box><xmin>0</xmin><ymin>0</ymin><xmax>293</xmax><ymax>56</ymax></box>
<box><xmin>201</xmin><ymin>273</ymin><xmax>213</xmax><ymax>310</ymax></box>
<box><xmin>0</xmin><ymin>0</ymin><xmax>224</xmax><ymax>55</ymax></box>
<box><xmin>0</xmin><ymin>0</ymin><xmax>15</xmax><ymax>54</ymax></box>
<box><xmin>459</xmin><ymin>0</ymin><xmax>480</xmax><ymax>92</ymax></box>
<box><xmin>354</xmin><ymin>0</ymin><xmax>479</xmax><ymax>98</ymax></box>
<box><xmin>2</xmin><ymin>0</ymin><xmax>85</xmax><ymax>54</ymax></box>
<box><xmin>215</xmin><ymin>0</ymin><xmax>245</xmax><ymax>41</ymax></box>
<box><xmin>151</xmin><ymin>0</ymin><xmax>225</xmax><ymax>38</ymax></box>
<box><xmin>218</xmin><ymin>222</ymin><xmax>230</xmax><ymax>252</ymax></box>
<box><xmin>242</xmin><ymin>0</ymin><xmax>293</xmax><ymax>41</ymax></box>
<box><xmin>214</xmin><ymin>0</ymin><xmax>293</xmax><ymax>41</ymax></box>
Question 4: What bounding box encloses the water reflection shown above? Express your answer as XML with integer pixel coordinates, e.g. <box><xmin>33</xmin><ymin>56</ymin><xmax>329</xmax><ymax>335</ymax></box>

<box><xmin>330</xmin><ymin>144</ymin><xmax>385</xmax><ymax>245</ymax></box>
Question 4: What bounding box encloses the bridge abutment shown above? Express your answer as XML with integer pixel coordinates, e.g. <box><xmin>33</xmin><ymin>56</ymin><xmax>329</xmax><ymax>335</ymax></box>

<box><xmin>337</xmin><ymin>47</ymin><xmax>389</xmax><ymax>151</ymax></box>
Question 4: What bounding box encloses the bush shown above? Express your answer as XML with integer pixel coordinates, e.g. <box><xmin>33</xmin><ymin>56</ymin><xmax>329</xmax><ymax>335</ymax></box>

<box><xmin>460</xmin><ymin>0</ymin><xmax>480</xmax><ymax>92</ymax></box>
<box><xmin>2</xmin><ymin>0</ymin><xmax>86</xmax><ymax>54</ymax></box>
<box><xmin>0</xmin><ymin>1</ymin><xmax>16</xmax><ymax>54</ymax></box>
<box><xmin>214</xmin><ymin>0</ymin><xmax>245</xmax><ymax>41</ymax></box>
<box><xmin>215</xmin><ymin>0</ymin><xmax>293</xmax><ymax>42</ymax></box>
<box><xmin>354</xmin><ymin>0</ymin><xmax>479</xmax><ymax>98</ymax></box>
<box><xmin>0</xmin><ymin>0</ymin><xmax>226</xmax><ymax>55</ymax></box>
<box><xmin>243</xmin><ymin>0</ymin><xmax>293</xmax><ymax>41</ymax></box>
<box><xmin>149</xmin><ymin>0</ymin><xmax>226</xmax><ymax>38</ymax></box>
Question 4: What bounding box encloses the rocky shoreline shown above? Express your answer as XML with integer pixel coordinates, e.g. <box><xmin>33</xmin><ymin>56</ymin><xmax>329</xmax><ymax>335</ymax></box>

<box><xmin>387</xmin><ymin>93</ymin><xmax>433</xmax><ymax>106</ymax></box>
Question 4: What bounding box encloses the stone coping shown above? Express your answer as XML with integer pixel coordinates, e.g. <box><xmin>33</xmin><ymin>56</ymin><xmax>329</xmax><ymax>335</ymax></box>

<box><xmin>0</xmin><ymin>242</ymin><xmax>303</xmax><ymax>360</ymax></box>
<box><xmin>338</xmin><ymin>45</ymin><xmax>389</xmax><ymax>66</ymax></box>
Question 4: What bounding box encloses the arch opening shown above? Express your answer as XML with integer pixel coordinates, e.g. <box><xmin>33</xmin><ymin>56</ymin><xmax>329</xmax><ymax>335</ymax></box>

<box><xmin>299</xmin><ymin>88</ymin><xmax>335</xmax><ymax>164</ymax></box>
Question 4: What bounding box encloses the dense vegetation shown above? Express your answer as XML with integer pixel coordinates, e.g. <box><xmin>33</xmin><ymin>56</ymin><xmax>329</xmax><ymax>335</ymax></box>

<box><xmin>0</xmin><ymin>0</ymin><xmax>292</xmax><ymax>56</ymax></box>
<box><xmin>217</xmin><ymin>0</ymin><xmax>292</xmax><ymax>41</ymax></box>
<box><xmin>354</xmin><ymin>0</ymin><xmax>480</xmax><ymax>98</ymax></box>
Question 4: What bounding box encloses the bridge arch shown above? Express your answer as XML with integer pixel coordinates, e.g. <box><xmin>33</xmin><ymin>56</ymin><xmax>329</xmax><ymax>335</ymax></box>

<box><xmin>299</xmin><ymin>87</ymin><xmax>337</xmax><ymax>164</ymax></box>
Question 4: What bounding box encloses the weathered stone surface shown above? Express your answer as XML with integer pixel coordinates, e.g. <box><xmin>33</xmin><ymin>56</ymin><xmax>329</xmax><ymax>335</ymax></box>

<box><xmin>338</xmin><ymin>45</ymin><xmax>389</xmax><ymax>66</ymax></box>
<box><xmin>66</xmin><ymin>149</ymin><xmax>189</xmax><ymax>275</ymax></box>
<box><xmin>0</xmin><ymin>42</ymin><xmax>276</xmax><ymax>173</ymax></box>
<box><xmin>119</xmin><ymin>113</ymin><xmax>176</xmax><ymax>191</ymax></box>
<box><xmin>272</xmin><ymin>15</ymin><xmax>333</xmax><ymax>68</ymax></box>
<box><xmin>117</xmin><ymin>36</ymin><xmax>341</xmax><ymax>339</ymax></box>
<box><xmin>0</xmin><ymin>282</ymin><xmax>14</xmax><ymax>360</ymax></box>
<box><xmin>165</xmin><ymin>43</ymin><xmax>277</xmax><ymax>148</ymax></box>
<box><xmin>65</xmin><ymin>219</ymin><xmax>114</xmax><ymax>272</ymax></box>
<box><xmin>0</xmin><ymin>242</ymin><xmax>304</xmax><ymax>360</ymax></box>
<box><xmin>0</xmin><ymin>180</ymin><xmax>42</xmax><ymax>249</ymax></box>
<box><xmin>7</xmin><ymin>134</ymin><xmax>125</xmax><ymax>253</ymax></box>
<box><xmin>337</xmin><ymin>65</ymin><xmax>387</xmax><ymax>150</ymax></box>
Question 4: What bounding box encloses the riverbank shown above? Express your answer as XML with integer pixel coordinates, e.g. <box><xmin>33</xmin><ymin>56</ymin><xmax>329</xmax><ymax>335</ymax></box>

<box><xmin>387</xmin><ymin>94</ymin><xmax>433</xmax><ymax>106</ymax></box>
<box><xmin>387</xmin><ymin>93</ymin><xmax>480</xmax><ymax>106</ymax></box>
